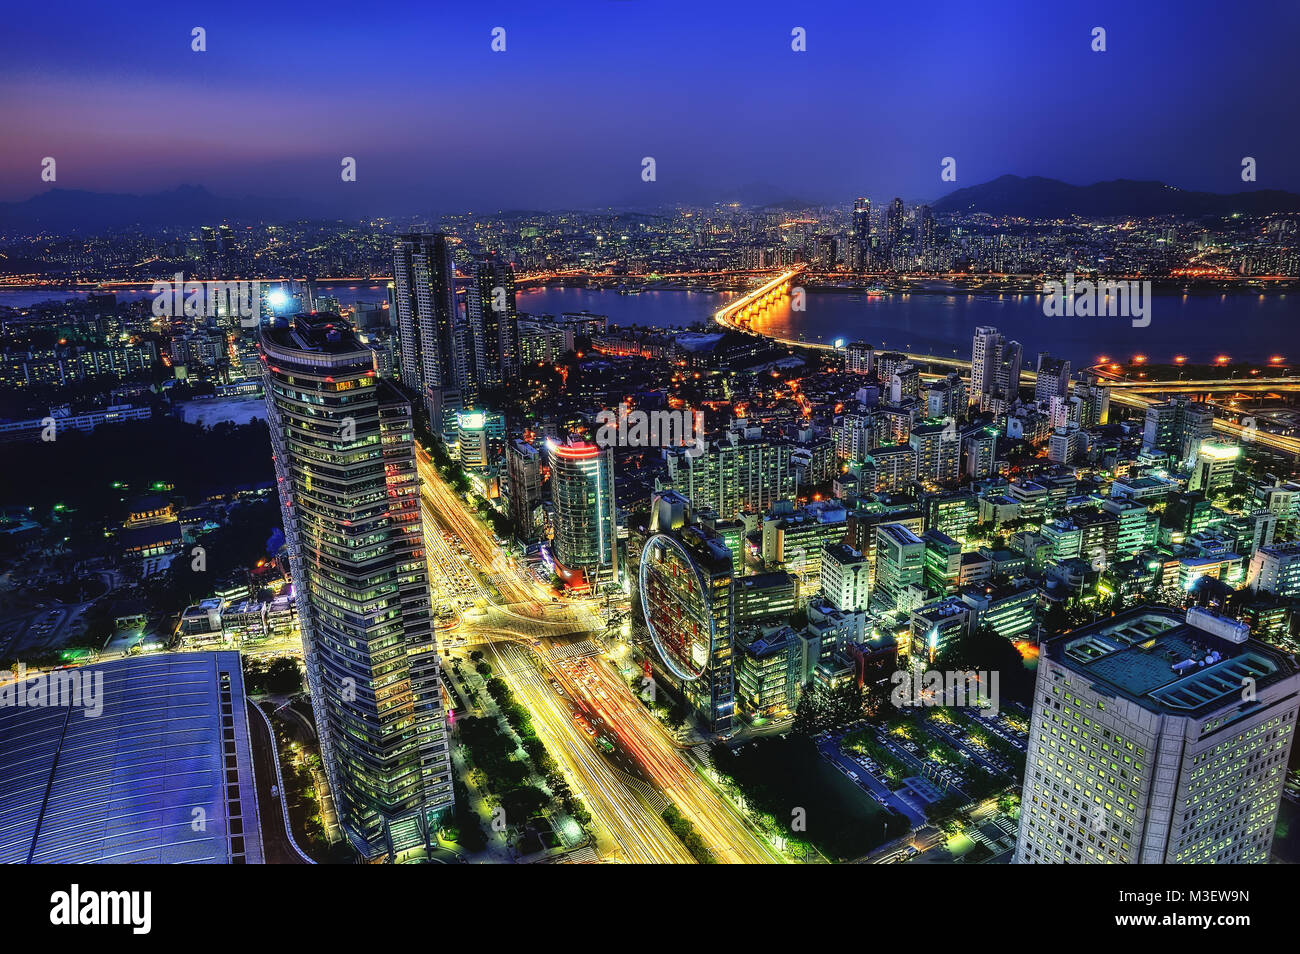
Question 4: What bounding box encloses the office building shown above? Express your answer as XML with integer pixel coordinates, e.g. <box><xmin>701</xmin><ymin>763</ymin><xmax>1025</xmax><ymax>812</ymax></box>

<box><xmin>263</xmin><ymin>314</ymin><xmax>454</xmax><ymax>856</ymax></box>
<box><xmin>1016</xmin><ymin>607</ymin><xmax>1300</xmax><ymax>864</ymax></box>
<box><xmin>733</xmin><ymin>570</ymin><xmax>800</xmax><ymax>626</ymax></box>
<box><xmin>735</xmin><ymin>628</ymin><xmax>801</xmax><ymax>719</ymax></box>
<box><xmin>923</xmin><ymin>529</ymin><xmax>963</xmax><ymax>595</ymax></box>
<box><xmin>1188</xmin><ymin>441</ymin><xmax>1241</xmax><ymax>497</ymax></box>
<box><xmin>820</xmin><ymin>542</ymin><xmax>871</xmax><ymax>611</ymax></box>
<box><xmin>872</xmin><ymin>522</ymin><xmax>925</xmax><ymax>613</ymax></box>
<box><xmin>759</xmin><ymin>500</ymin><xmax>847</xmax><ymax>587</ymax></box>
<box><xmin>549</xmin><ymin>439</ymin><xmax>618</xmax><ymax>588</ymax></box>
<box><xmin>640</xmin><ymin>494</ymin><xmax>735</xmax><ymax>733</ymax></box>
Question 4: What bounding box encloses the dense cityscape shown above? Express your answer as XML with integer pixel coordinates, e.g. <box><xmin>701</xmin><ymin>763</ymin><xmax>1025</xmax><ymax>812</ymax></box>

<box><xmin>5</xmin><ymin>7</ymin><xmax>1300</xmax><ymax>937</ymax></box>
<box><xmin>2</xmin><ymin>188</ymin><xmax>1299</xmax><ymax>872</ymax></box>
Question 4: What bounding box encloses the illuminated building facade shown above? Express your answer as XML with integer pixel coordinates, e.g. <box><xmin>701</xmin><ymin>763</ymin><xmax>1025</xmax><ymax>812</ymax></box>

<box><xmin>1016</xmin><ymin>607</ymin><xmax>1299</xmax><ymax>864</ymax></box>
<box><xmin>262</xmin><ymin>315</ymin><xmax>454</xmax><ymax>857</ymax></box>
<box><xmin>640</xmin><ymin>502</ymin><xmax>736</xmax><ymax>735</ymax></box>
<box><xmin>549</xmin><ymin>439</ymin><xmax>618</xmax><ymax>588</ymax></box>
<box><xmin>872</xmin><ymin>522</ymin><xmax>925</xmax><ymax>613</ymax></box>
<box><xmin>1188</xmin><ymin>441</ymin><xmax>1241</xmax><ymax>497</ymax></box>
<box><xmin>1247</xmin><ymin>541</ymin><xmax>1300</xmax><ymax>598</ymax></box>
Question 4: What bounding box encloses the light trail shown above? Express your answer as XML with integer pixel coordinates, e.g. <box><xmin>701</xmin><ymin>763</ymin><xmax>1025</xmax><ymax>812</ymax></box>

<box><xmin>486</xmin><ymin>641</ymin><xmax>692</xmax><ymax>864</ymax></box>
<box><xmin>417</xmin><ymin>443</ymin><xmax>783</xmax><ymax>862</ymax></box>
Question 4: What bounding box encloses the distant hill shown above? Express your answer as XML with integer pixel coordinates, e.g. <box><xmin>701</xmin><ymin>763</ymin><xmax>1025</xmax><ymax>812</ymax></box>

<box><xmin>932</xmin><ymin>174</ymin><xmax>1300</xmax><ymax>218</ymax></box>
<box><xmin>0</xmin><ymin>185</ymin><xmax>316</xmax><ymax>233</ymax></box>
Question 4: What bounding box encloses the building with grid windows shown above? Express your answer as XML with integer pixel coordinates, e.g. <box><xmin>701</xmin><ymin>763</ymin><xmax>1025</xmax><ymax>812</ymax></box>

<box><xmin>1015</xmin><ymin>606</ymin><xmax>1299</xmax><ymax>864</ymax></box>
<box><xmin>548</xmin><ymin>439</ymin><xmax>618</xmax><ymax>589</ymax></box>
<box><xmin>263</xmin><ymin>314</ymin><xmax>454</xmax><ymax>858</ymax></box>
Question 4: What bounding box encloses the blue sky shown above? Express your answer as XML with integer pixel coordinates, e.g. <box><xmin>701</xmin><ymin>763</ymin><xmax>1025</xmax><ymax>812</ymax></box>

<box><xmin>2</xmin><ymin>0</ymin><xmax>1297</xmax><ymax>213</ymax></box>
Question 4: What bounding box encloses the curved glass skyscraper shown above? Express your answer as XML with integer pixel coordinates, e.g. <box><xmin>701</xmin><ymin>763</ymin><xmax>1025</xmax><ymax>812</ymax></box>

<box><xmin>262</xmin><ymin>314</ymin><xmax>453</xmax><ymax>858</ymax></box>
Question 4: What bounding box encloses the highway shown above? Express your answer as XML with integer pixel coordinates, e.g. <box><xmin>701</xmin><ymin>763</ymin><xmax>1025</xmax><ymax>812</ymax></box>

<box><xmin>486</xmin><ymin>640</ymin><xmax>694</xmax><ymax>864</ymax></box>
<box><xmin>415</xmin><ymin>444</ymin><xmax>782</xmax><ymax>863</ymax></box>
<box><xmin>552</xmin><ymin>652</ymin><xmax>784</xmax><ymax>864</ymax></box>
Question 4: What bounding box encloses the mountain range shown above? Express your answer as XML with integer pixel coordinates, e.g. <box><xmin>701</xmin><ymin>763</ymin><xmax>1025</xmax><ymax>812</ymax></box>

<box><xmin>3</xmin><ymin>176</ymin><xmax>1299</xmax><ymax>233</ymax></box>
<box><xmin>0</xmin><ymin>185</ymin><xmax>316</xmax><ymax>233</ymax></box>
<box><xmin>932</xmin><ymin>175</ymin><xmax>1300</xmax><ymax>218</ymax></box>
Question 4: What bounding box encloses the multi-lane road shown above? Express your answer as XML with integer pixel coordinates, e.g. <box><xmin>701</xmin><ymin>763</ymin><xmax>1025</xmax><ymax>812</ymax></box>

<box><xmin>415</xmin><ymin>444</ymin><xmax>782</xmax><ymax>863</ymax></box>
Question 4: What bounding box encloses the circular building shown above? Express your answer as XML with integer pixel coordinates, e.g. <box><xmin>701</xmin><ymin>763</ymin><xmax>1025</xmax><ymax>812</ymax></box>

<box><xmin>639</xmin><ymin>533</ymin><xmax>716</xmax><ymax>681</ymax></box>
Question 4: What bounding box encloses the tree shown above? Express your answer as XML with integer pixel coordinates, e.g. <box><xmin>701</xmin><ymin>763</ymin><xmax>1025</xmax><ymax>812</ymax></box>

<box><xmin>792</xmin><ymin>681</ymin><xmax>826</xmax><ymax>736</ymax></box>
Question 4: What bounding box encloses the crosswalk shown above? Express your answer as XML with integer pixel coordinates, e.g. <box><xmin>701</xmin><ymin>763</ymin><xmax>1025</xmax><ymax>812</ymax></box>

<box><xmin>543</xmin><ymin>639</ymin><xmax>601</xmax><ymax>664</ymax></box>
<box><xmin>687</xmin><ymin>744</ymin><xmax>713</xmax><ymax>770</ymax></box>
<box><xmin>610</xmin><ymin>766</ymin><xmax>670</xmax><ymax>814</ymax></box>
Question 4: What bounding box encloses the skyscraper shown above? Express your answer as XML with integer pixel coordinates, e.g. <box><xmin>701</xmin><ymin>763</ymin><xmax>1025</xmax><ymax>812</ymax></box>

<box><xmin>1016</xmin><ymin>607</ymin><xmax>1299</xmax><ymax>864</ymax></box>
<box><xmin>917</xmin><ymin>203</ymin><xmax>935</xmax><ymax>250</ymax></box>
<box><xmin>466</xmin><ymin>255</ymin><xmax>518</xmax><ymax>389</ymax></box>
<box><xmin>262</xmin><ymin>314</ymin><xmax>454</xmax><ymax>857</ymax></box>
<box><xmin>970</xmin><ymin>325</ymin><xmax>1022</xmax><ymax>410</ymax></box>
<box><xmin>548</xmin><ymin>439</ymin><xmax>618</xmax><ymax>589</ymax></box>
<box><xmin>392</xmin><ymin>232</ymin><xmax>472</xmax><ymax>411</ymax></box>
<box><xmin>885</xmin><ymin>197</ymin><xmax>905</xmax><ymax>247</ymax></box>
<box><xmin>1034</xmin><ymin>353</ymin><xmax>1072</xmax><ymax>402</ymax></box>
<box><xmin>970</xmin><ymin>326</ymin><xmax>1001</xmax><ymax>406</ymax></box>
<box><xmin>851</xmin><ymin>197</ymin><xmax>872</xmax><ymax>270</ymax></box>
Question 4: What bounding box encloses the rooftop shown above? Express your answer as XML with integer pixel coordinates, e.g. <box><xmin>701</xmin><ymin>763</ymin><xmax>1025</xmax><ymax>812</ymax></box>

<box><xmin>0</xmin><ymin>652</ymin><xmax>263</xmax><ymax>863</ymax></box>
<box><xmin>1046</xmin><ymin>606</ymin><xmax>1298</xmax><ymax>717</ymax></box>
<box><xmin>261</xmin><ymin>313</ymin><xmax>371</xmax><ymax>362</ymax></box>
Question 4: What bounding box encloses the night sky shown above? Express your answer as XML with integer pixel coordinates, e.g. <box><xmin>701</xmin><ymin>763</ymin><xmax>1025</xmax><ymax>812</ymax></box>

<box><xmin>3</xmin><ymin>0</ymin><xmax>1298</xmax><ymax>214</ymax></box>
